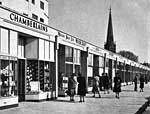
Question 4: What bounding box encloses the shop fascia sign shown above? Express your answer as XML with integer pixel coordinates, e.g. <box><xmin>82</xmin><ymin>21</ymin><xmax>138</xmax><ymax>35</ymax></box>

<box><xmin>9</xmin><ymin>12</ymin><xmax>48</xmax><ymax>33</ymax></box>
<box><xmin>89</xmin><ymin>46</ymin><xmax>103</xmax><ymax>56</ymax></box>
<box><xmin>58</xmin><ymin>32</ymin><xmax>86</xmax><ymax>46</ymax></box>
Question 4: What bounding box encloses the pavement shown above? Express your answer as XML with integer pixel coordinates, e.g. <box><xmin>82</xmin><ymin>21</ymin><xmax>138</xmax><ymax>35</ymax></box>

<box><xmin>1</xmin><ymin>83</ymin><xmax>150</xmax><ymax>114</ymax></box>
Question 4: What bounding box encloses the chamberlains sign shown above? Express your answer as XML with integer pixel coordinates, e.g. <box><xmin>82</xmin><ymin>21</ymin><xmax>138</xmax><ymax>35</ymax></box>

<box><xmin>10</xmin><ymin>13</ymin><xmax>48</xmax><ymax>32</ymax></box>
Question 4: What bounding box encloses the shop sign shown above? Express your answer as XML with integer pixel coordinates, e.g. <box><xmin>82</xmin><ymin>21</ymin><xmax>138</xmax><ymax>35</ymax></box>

<box><xmin>58</xmin><ymin>32</ymin><xmax>65</xmax><ymax>38</ymax></box>
<box><xmin>9</xmin><ymin>13</ymin><xmax>48</xmax><ymax>33</ymax></box>
<box><xmin>75</xmin><ymin>38</ymin><xmax>86</xmax><ymax>46</ymax></box>
<box><xmin>58</xmin><ymin>31</ymin><xmax>86</xmax><ymax>47</ymax></box>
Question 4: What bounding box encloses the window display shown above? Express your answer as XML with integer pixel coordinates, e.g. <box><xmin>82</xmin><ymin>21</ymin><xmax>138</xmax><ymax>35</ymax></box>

<box><xmin>26</xmin><ymin>60</ymin><xmax>51</xmax><ymax>95</ymax></box>
<box><xmin>26</xmin><ymin>60</ymin><xmax>39</xmax><ymax>94</ymax></box>
<box><xmin>0</xmin><ymin>59</ymin><xmax>17</xmax><ymax>97</ymax></box>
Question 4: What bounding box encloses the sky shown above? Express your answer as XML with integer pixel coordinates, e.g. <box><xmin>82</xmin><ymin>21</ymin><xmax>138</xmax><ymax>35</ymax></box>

<box><xmin>48</xmin><ymin>0</ymin><xmax>150</xmax><ymax>63</ymax></box>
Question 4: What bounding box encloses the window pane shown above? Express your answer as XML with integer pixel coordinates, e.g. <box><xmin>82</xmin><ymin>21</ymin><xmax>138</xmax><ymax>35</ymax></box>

<box><xmin>88</xmin><ymin>53</ymin><xmax>93</xmax><ymax>66</ymax></box>
<box><xmin>0</xmin><ymin>60</ymin><xmax>17</xmax><ymax>97</ymax></box>
<box><xmin>1</xmin><ymin>28</ymin><xmax>8</xmax><ymax>53</ymax></box>
<box><xmin>99</xmin><ymin>56</ymin><xmax>104</xmax><ymax>68</ymax></box>
<box><xmin>65</xmin><ymin>46</ymin><xmax>73</xmax><ymax>62</ymax></box>
<box><xmin>40</xmin><ymin>1</ymin><xmax>44</xmax><ymax>10</ymax></box>
<box><xmin>32</xmin><ymin>0</ymin><xmax>35</xmax><ymax>4</ymax></box>
<box><xmin>40</xmin><ymin>18</ymin><xmax>44</xmax><ymax>23</ymax></box>
<box><xmin>32</xmin><ymin>14</ymin><xmax>38</xmax><ymax>20</ymax></box>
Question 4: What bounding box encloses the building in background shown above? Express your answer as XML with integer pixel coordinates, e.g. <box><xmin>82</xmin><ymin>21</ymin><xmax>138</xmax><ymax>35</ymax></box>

<box><xmin>0</xmin><ymin>0</ymin><xmax>49</xmax><ymax>24</ymax></box>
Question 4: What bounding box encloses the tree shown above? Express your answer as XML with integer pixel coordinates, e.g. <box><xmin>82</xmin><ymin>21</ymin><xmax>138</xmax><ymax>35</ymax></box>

<box><xmin>118</xmin><ymin>50</ymin><xmax>138</xmax><ymax>62</ymax></box>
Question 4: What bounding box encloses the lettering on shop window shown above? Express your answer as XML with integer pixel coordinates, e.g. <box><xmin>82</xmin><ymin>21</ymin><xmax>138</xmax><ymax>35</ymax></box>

<box><xmin>10</xmin><ymin>13</ymin><xmax>48</xmax><ymax>32</ymax></box>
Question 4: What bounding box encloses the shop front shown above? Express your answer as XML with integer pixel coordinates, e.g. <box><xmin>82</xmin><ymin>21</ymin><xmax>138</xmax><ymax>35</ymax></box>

<box><xmin>58</xmin><ymin>44</ymin><xmax>81</xmax><ymax>96</ymax></box>
<box><xmin>0</xmin><ymin>27</ymin><xmax>18</xmax><ymax>109</ymax></box>
<box><xmin>0</xmin><ymin>56</ymin><xmax>18</xmax><ymax>109</ymax></box>
<box><xmin>57</xmin><ymin>33</ymin><xmax>87</xmax><ymax>96</ymax></box>
<box><xmin>0</xmin><ymin>5</ymin><xmax>58</xmax><ymax>109</ymax></box>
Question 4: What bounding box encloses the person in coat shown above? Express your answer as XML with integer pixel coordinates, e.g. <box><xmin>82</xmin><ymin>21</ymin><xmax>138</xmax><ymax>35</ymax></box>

<box><xmin>139</xmin><ymin>75</ymin><xmax>145</xmax><ymax>92</ymax></box>
<box><xmin>113</xmin><ymin>72</ymin><xmax>122</xmax><ymax>99</ymax></box>
<box><xmin>103</xmin><ymin>73</ymin><xmax>110</xmax><ymax>94</ymax></box>
<box><xmin>77</xmin><ymin>73</ymin><xmax>86</xmax><ymax>102</ymax></box>
<box><xmin>68</xmin><ymin>73</ymin><xmax>77</xmax><ymax>102</ymax></box>
<box><xmin>92</xmin><ymin>75</ymin><xmax>101</xmax><ymax>98</ymax></box>
<box><xmin>133</xmin><ymin>75</ymin><xmax>138</xmax><ymax>91</ymax></box>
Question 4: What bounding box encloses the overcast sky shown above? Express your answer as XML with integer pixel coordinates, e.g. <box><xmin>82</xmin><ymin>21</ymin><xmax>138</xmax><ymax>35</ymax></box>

<box><xmin>48</xmin><ymin>0</ymin><xmax>150</xmax><ymax>63</ymax></box>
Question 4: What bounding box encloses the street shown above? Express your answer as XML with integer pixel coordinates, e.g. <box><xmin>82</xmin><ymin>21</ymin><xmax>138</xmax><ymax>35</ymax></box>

<box><xmin>1</xmin><ymin>83</ymin><xmax>150</xmax><ymax>114</ymax></box>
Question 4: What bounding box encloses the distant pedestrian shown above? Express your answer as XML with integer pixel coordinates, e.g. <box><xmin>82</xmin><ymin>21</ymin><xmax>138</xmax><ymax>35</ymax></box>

<box><xmin>77</xmin><ymin>73</ymin><xmax>86</xmax><ymax>102</ymax></box>
<box><xmin>113</xmin><ymin>73</ymin><xmax>122</xmax><ymax>99</ymax></box>
<box><xmin>139</xmin><ymin>75</ymin><xmax>145</xmax><ymax>92</ymax></box>
<box><xmin>133</xmin><ymin>75</ymin><xmax>138</xmax><ymax>91</ymax></box>
<box><xmin>103</xmin><ymin>73</ymin><xmax>109</xmax><ymax>94</ymax></box>
<box><xmin>68</xmin><ymin>73</ymin><xmax>77</xmax><ymax>102</ymax></box>
<box><xmin>92</xmin><ymin>75</ymin><xmax>101</xmax><ymax>98</ymax></box>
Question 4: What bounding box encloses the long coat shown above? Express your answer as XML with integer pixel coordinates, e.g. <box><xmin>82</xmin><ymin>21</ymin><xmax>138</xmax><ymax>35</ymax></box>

<box><xmin>113</xmin><ymin>77</ymin><xmax>122</xmax><ymax>92</ymax></box>
<box><xmin>77</xmin><ymin>77</ymin><xmax>86</xmax><ymax>96</ymax></box>
<box><xmin>139</xmin><ymin>76</ymin><xmax>144</xmax><ymax>89</ymax></box>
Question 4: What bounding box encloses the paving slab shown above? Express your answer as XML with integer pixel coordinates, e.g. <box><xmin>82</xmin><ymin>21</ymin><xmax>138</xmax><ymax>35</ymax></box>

<box><xmin>1</xmin><ymin>83</ymin><xmax>150</xmax><ymax>114</ymax></box>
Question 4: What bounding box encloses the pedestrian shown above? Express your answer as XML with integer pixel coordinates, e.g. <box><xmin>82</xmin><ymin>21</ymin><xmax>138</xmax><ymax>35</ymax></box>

<box><xmin>77</xmin><ymin>73</ymin><xmax>86</xmax><ymax>102</ymax></box>
<box><xmin>139</xmin><ymin>74</ymin><xmax>145</xmax><ymax>92</ymax></box>
<box><xmin>113</xmin><ymin>72</ymin><xmax>122</xmax><ymax>99</ymax></box>
<box><xmin>68</xmin><ymin>73</ymin><xmax>77</xmax><ymax>102</ymax></box>
<box><xmin>92</xmin><ymin>75</ymin><xmax>101</xmax><ymax>98</ymax></box>
<box><xmin>103</xmin><ymin>73</ymin><xmax>110</xmax><ymax>94</ymax></box>
<box><xmin>133</xmin><ymin>75</ymin><xmax>138</xmax><ymax>91</ymax></box>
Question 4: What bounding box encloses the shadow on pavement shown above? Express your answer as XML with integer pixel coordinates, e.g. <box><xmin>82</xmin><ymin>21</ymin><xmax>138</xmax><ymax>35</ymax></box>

<box><xmin>135</xmin><ymin>96</ymin><xmax>150</xmax><ymax>114</ymax></box>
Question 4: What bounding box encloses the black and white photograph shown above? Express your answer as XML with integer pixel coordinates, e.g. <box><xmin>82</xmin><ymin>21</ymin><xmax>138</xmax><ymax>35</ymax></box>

<box><xmin>0</xmin><ymin>0</ymin><xmax>150</xmax><ymax>114</ymax></box>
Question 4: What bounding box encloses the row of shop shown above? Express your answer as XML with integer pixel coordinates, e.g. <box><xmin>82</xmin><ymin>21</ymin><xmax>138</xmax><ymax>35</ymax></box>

<box><xmin>0</xmin><ymin>5</ymin><xmax>150</xmax><ymax>109</ymax></box>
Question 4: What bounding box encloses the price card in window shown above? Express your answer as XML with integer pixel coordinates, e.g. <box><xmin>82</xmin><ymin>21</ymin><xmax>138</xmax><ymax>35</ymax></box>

<box><xmin>30</xmin><ymin>81</ymin><xmax>40</xmax><ymax>91</ymax></box>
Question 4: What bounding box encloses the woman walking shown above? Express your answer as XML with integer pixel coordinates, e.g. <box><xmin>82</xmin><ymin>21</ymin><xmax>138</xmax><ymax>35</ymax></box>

<box><xmin>113</xmin><ymin>73</ymin><xmax>122</xmax><ymax>99</ymax></box>
<box><xmin>139</xmin><ymin>75</ymin><xmax>145</xmax><ymax>92</ymax></box>
<box><xmin>133</xmin><ymin>75</ymin><xmax>138</xmax><ymax>91</ymax></box>
<box><xmin>92</xmin><ymin>75</ymin><xmax>101</xmax><ymax>98</ymax></box>
<box><xmin>103</xmin><ymin>73</ymin><xmax>110</xmax><ymax>94</ymax></box>
<box><xmin>77</xmin><ymin>73</ymin><xmax>86</xmax><ymax>102</ymax></box>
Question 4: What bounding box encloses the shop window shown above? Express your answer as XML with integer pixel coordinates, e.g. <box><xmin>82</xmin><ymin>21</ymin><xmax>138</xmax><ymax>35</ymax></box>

<box><xmin>39</xmin><ymin>61</ymin><xmax>50</xmax><ymax>92</ymax></box>
<box><xmin>32</xmin><ymin>0</ymin><xmax>35</xmax><ymax>4</ymax></box>
<box><xmin>65</xmin><ymin>46</ymin><xmax>73</xmax><ymax>62</ymax></box>
<box><xmin>40</xmin><ymin>1</ymin><xmax>44</xmax><ymax>10</ymax></box>
<box><xmin>0</xmin><ymin>59</ymin><xmax>17</xmax><ymax>97</ymax></box>
<box><xmin>26</xmin><ymin>60</ymin><xmax>51</xmax><ymax>94</ymax></box>
<box><xmin>65</xmin><ymin>64</ymin><xmax>73</xmax><ymax>77</ymax></box>
<box><xmin>40</xmin><ymin>18</ymin><xmax>44</xmax><ymax>23</ymax></box>
<box><xmin>26</xmin><ymin>60</ymin><xmax>39</xmax><ymax>94</ymax></box>
<box><xmin>32</xmin><ymin>14</ymin><xmax>38</xmax><ymax>20</ymax></box>
<box><xmin>88</xmin><ymin>77</ymin><xmax>93</xmax><ymax>87</ymax></box>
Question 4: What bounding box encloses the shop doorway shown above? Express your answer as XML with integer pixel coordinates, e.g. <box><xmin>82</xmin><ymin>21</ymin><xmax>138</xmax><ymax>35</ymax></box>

<box><xmin>18</xmin><ymin>59</ymin><xmax>25</xmax><ymax>102</ymax></box>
